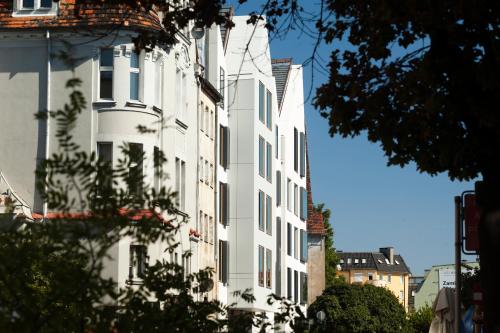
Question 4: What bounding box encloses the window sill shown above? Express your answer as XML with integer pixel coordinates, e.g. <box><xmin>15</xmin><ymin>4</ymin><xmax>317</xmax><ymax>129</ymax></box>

<box><xmin>126</xmin><ymin>278</ymin><xmax>144</xmax><ymax>285</ymax></box>
<box><xmin>176</xmin><ymin>118</ymin><xmax>188</xmax><ymax>130</ymax></box>
<box><xmin>126</xmin><ymin>101</ymin><xmax>147</xmax><ymax>109</ymax></box>
<box><xmin>93</xmin><ymin>100</ymin><xmax>117</xmax><ymax>108</ymax></box>
<box><xmin>152</xmin><ymin>105</ymin><xmax>162</xmax><ymax>114</ymax></box>
<box><xmin>12</xmin><ymin>8</ymin><xmax>57</xmax><ymax>17</ymax></box>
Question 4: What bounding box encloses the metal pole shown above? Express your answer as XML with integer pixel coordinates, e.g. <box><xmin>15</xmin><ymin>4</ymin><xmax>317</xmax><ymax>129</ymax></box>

<box><xmin>455</xmin><ymin>196</ymin><xmax>462</xmax><ymax>333</ymax></box>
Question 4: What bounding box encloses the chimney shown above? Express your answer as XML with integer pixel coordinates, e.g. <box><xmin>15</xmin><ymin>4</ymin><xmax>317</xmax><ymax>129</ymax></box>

<box><xmin>380</xmin><ymin>247</ymin><xmax>394</xmax><ymax>264</ymax></box>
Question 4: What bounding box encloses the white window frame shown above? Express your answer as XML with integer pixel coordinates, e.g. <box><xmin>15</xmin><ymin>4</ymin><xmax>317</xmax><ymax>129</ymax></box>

<box><xmin>129</xmin><ymin>50</ymin><xmax>141</xmax><ymax>102</ymax></box>
<box><xmin>13</xmin><ymin>0</ymin><xmax>57</xmax><ymax>16</ymax></box>
<box><xmin>98</xmin><ymin>48</ymin><xmax>114</xmax><ymax>101</ymax></box>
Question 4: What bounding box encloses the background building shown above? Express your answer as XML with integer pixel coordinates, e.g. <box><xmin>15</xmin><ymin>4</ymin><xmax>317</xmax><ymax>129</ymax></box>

<box><xmin>414</xmin><ymin>262</ymin><xmax>479</xmax><ymax>310</ymax></box>
<box><xmin>337</xmin><ymin>247</ymin><xmax>411</xmax><ymax>310</ymax></box>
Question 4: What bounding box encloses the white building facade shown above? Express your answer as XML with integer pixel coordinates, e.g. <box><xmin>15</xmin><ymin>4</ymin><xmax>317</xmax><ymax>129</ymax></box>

<box><xmin>0</xmin><ymin>5</ymin><xmax>310</xmax><ymax>330</ymax></box>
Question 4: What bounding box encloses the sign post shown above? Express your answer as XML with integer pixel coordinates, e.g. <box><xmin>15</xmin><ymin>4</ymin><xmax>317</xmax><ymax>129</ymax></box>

<box><xmin>454</xmin><ymin>196</ymin><xmax>462</xmax><ymax>333</ymax></box>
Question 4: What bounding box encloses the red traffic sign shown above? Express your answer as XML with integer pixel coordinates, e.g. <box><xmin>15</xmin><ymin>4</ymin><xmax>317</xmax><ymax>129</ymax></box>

<box><xmin>464</xmin><ymin>194</ymin><xmax>480</xmax><ymax>252</ymax></box>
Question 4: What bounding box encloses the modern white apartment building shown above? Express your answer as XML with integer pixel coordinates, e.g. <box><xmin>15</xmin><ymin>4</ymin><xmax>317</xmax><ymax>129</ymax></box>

<box><xmin>225</xmin><ymin>16</ymin><xmax>308</xmax><ymax>329</ymax></box>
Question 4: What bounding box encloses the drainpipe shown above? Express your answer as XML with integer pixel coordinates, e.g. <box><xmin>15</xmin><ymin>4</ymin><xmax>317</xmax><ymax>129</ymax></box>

<box><xmin>43</xmin><ymin>30</ymin><xmax>51</xmax><ymax>218</ymax></box>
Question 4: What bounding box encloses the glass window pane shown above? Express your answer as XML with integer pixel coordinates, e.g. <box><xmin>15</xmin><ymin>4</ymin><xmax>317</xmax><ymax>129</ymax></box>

<box><xmin>100</xmin><ymin>48</ymin><xmax>113</xmax><ymax>67</ymax></box>
<box><xmin>22</xmin><ymin>0</ymin><xmax>34</xmax><ymax>8</ymax></box>
<box><xmin>266</xmin><ymin>90</ymin><xmax>272</xmax><ymax>128</ymax></box>
<box><xmin>130</xmin><ymin>72</ymin><xmax>139</xmax><ymax>100</ymax></box>
<box><xmin>100</xmin><ymin>71</ymin><xmax>113</xmax><ymax>99</ymax></box>
<box><xmin>259</xmin><ymin>136</ymin><xmax>265</xmax><ymax>177</ymax></box>
<box><xmin>40</xmin><ymin>0</ymin><xmax>52</xmax><ymax>8</ymax></box>
<box><xmin>259</xmin><ymin>81</ymin><xmax>265</xmax><ymax>123</ymax></box>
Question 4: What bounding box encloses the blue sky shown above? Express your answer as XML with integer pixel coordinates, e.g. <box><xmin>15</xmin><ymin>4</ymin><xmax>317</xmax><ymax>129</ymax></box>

<box><xmin>230</xmin><ymin>1</ymin><xmax>477</xmax><ymax>275</ymax></box>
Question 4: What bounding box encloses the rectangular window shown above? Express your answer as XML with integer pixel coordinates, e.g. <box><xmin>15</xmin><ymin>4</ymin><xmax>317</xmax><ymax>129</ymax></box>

<box><xmin>388</xmin><ymin>274</ymin><xmax>392</xmax><ymax>283</ymax></box>
<box><xmin>276</xmin><ymin>171</ymin><xmax>281</xmax><ymax>207</ymax></box>
<box><xmin>199</xmin><ymin>157</ymin><xmax>204</xmax><ymax>182</ymax></box>
<box><xmin>287</xmin><ymin>178</ymin><xmax>292</xmax><ymax>211</ymax></box>
<box><xmin>219</xmin><ymin>182</ymin><xmax>229</xmax><ymax>226</ymax></box>
<box><xmin>266</xmin><ymin>142</ymin><xmax>272</xmax><ymax>182</ymax></box>
<box><xmin>287</xmin><ymin>223</ymin><xmax>292</xmax><ymax>256</ymax></box>
<box><xmin>129</xmin><ymin>244</ymin><xmax>148</xmax><ymax>281</ymax></box>
<box><xmin>294</xmin><ymin>227</ymin><xmax>298</xmax><ymax>259</ymax></box>
<box><xmin>300</xmin><ymin>272</ymin><xmax>308</xmax><ymax>304</ymax></box>
<box><xmin>294</xmin><ymin>128</ymin><xmax>298</xmax><ymax>172</ymax></box>
<box><xmin>266</xmin><ymin>249</ymin><xmax>272</xmax><ymax>289</ymax></box>
<box><xmin>400</xmin><ymin>291</ymin><xmax>404</xmax><ymax>300</ymax></box>
<box><xmin>204</xmin><ymin>159</ymin><xmax>209</xmax><ymax>184</ymax></box>
<box><xmin>258</xmin><ymin>190</ymin><xmax>265</xmax><ymax>231</ymax></box>
<box><xmin>130</xmin><ymin>51</ymin><xmax>140</xmax><ymax>101</ymax></box>
<box><xmin>154</xmin><ymin>58</ymin><xmax>162</xmax><ymax>107</ymax></box>
<box><xmin>153</xmin><ymin>146</ymin><xmax>160</xmax><ymax>192</ymax></box>
<box><xmin>199</xmin><ymin>101</ymin><xmax>205</xmax><ymax>132</ymax></box>
<box><xmin>300</xmin><ymin>132</ymin><xmax>306</xmax><ymax>177</ymax></box>
<box><xmin>22</xmin><ymin>0</ymin><xmax>34</xmax><ymax>9</ymax></box>
<box><xmin>209</xmin><ymin>216</ymin><xmax>214</xmax><ymax>244</ymax></box>
<box><xmin>128</xmin><ymin>143</ymin><xmax>143</xmax><ymax>197</ymax></box>
<box><xmin>368</xmin><ymin>272</ymin><xmax>374</xmax><ymax>280</ymax></box>
<box><xmin>175</xmin><ymin>157</ymin><xmax>186</xmax><ymax>211</ymax></box>
<box><xmin>300</xmin><ymin>187</ymin><xmax>307</xmax><ymax>221</ymax></box>
<box><xmin>266</xmin><ymin>89</ymin><xmax>272</xmax><ymax>129</ymax></box>
<box><xmin>259</xmin><ymin>81</ymin><xmax>265</xmax><ymax>123</ymax></box>
<box><xmin>220</xmin><ymin>125</ymin><xmax>229</xmax><ymax>169</ymax></box>
<box><xmin>294</xmin><ymin>184</ymin><xmax>298</xmax><ymax>216</ymax></box>
<box><xmin>276</xmin><ymin>217</ymin><xmax>281</xmax><ymax>296</ymax></box>
<box><xmin>300</xmin><ymin>229</ymin><xmax>308</xmax><ymax>262</ymax></box>
<box><xmin>259</xmin><ymin>136</ymin><xmax>265</xmax><ymax>177</ymax></box>
<box><xmin>219</xmin><ymin>240</ymin><xmax>228</xmax><ymax>284</ymax></box>
<box><xmin>275</xmin><ymin>126</ymin><xmax>279</xmax><ymax>158</ymax></box>
<box><xmin>266</xmin><ymin>195</ymin><xmax>272</xmax><ymax>235</ymax></box>
<box><xmin>204</xmin><ymin>213</ymin><xmax>209</xmax><ymax>242</ymax></box>
<box><xmin>258</xmin><ymin>246</ymin><xmax>265</xmax><ymax>287</ymax></box>
<box><xmin>210</xmin><ymin>163</ymin><xmax>214</xmax><ymax>187</ymax></box>
<box><xmin>287</xmin><ymin>267</ymin><xmax>292</xmax><ymax>300</ymax></box>
<box><xmin>99</xmin><ymin>48</ymin><xmax>113</xmax><ymax>99</ymax></box>
<box><xmin>205</xmin><ymin>106</ymin><xmax>209</xmax><ymax>136</ymax></box>
<box><xmin>294</xmin><ymin>270</ymin><xmax>298</xmax><ymax>303</ymax></box>
<box><xmin>354</xmin><ymin>273</ymin><xmax>363</xmax><ymax>282</ymax></box>
<box><xmin>40</xmin><ymin>0</ymin><xmax>52</xmax><ymax>8</ymax></box>
<box><xmin>97</xmin><ymin>142</ymin><xmax>113</xmax><ymax>192</ymax></box>
<box><xmin>199</xmin><ymin>210</ymin><xmax>203</xmax><ymax>239</ymax></box>
<box><xmin>219</xmin><ymin>67</ymin><xmax>225</xmax><ymax>108</ymax></box>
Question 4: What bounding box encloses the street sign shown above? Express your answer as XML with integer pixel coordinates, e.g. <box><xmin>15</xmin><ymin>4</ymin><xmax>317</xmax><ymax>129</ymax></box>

<box><xmin>464</xmin><ymin>194</ymin><xmax>480</xmax><ymax>252</ymax></box>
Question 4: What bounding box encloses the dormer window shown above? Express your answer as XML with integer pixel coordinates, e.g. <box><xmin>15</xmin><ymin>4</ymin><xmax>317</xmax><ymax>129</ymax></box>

<box><xmin>14</xmin><ymin>0</ymin><xmax>57</xmax><ymax>16</ymax></box>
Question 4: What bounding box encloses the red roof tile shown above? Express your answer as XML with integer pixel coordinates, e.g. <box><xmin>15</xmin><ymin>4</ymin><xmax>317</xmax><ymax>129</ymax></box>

<box><xmin>0</xmin><ymin>0</ymin><xmax>162</xmax><ymax>31</ymax></box>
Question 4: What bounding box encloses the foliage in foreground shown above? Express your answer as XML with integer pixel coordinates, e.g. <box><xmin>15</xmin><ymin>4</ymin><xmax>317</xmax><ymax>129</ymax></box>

<box><xmin>308</xmin><ymin>278</ymin><xmax>408</xmax><ymax>333</ymax></box>
<box><xmin>406</xmin><ymin>306</ymin><xmax>433</xmax><ymax>333</ymax></box>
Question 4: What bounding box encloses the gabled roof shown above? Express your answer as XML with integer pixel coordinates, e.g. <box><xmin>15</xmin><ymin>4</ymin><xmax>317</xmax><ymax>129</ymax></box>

<box><xmin>0</xmin><ymin>0</ymin><xmax>162</xmax><ymax>31</ymax></box>
<box><xmin>337</xmin><ymin>251</ymin><xmax>411</xmax><ymax>274</ymax></box>
<box><xmin>271</xmin><ymin>58</ymin><xmax>292</xmax><ymax>111</ymax></box>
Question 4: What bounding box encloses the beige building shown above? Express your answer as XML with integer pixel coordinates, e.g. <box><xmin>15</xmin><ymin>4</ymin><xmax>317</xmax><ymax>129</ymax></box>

<box><xmin>337</xmin><ymin>247</ymin><xmax>411</xmax><ymax>310</ymax></box>
<box><xmin>196</xmin><ymin>76</ymin><xmax>221</xmax><ymax>301</ymax></box>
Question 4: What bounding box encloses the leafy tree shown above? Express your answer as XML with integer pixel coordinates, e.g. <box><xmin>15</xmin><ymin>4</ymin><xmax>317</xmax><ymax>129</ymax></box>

<box><xmin>312</xmin><ymin>203</ymin><xmax>339</xmax><ymax>287</ymax></box>
<box><xmin>308</xmin><ymin>278</ymin><xmax>408</xmax><ymax>333</ymax></box>
<box><xmin>406</xmin><ymin>306</ymin><xmax>433</xmax><ymax>333</ymax></box>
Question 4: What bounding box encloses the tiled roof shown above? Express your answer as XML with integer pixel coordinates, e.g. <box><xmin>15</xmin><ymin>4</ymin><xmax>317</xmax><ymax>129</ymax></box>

<box><xmin>271</xmin><ymin>58</ymin><xmax>292</xmax><ymax>111</ymax></box>
<box><xmin>0</xmin><ymin>0</ymin><xmax>162</xmax><ymax>31</ymax></box>
<box><xmin>337</xmin><ymin>251</ymin><xmax>411</xmax><ymax>274</ymax></box>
